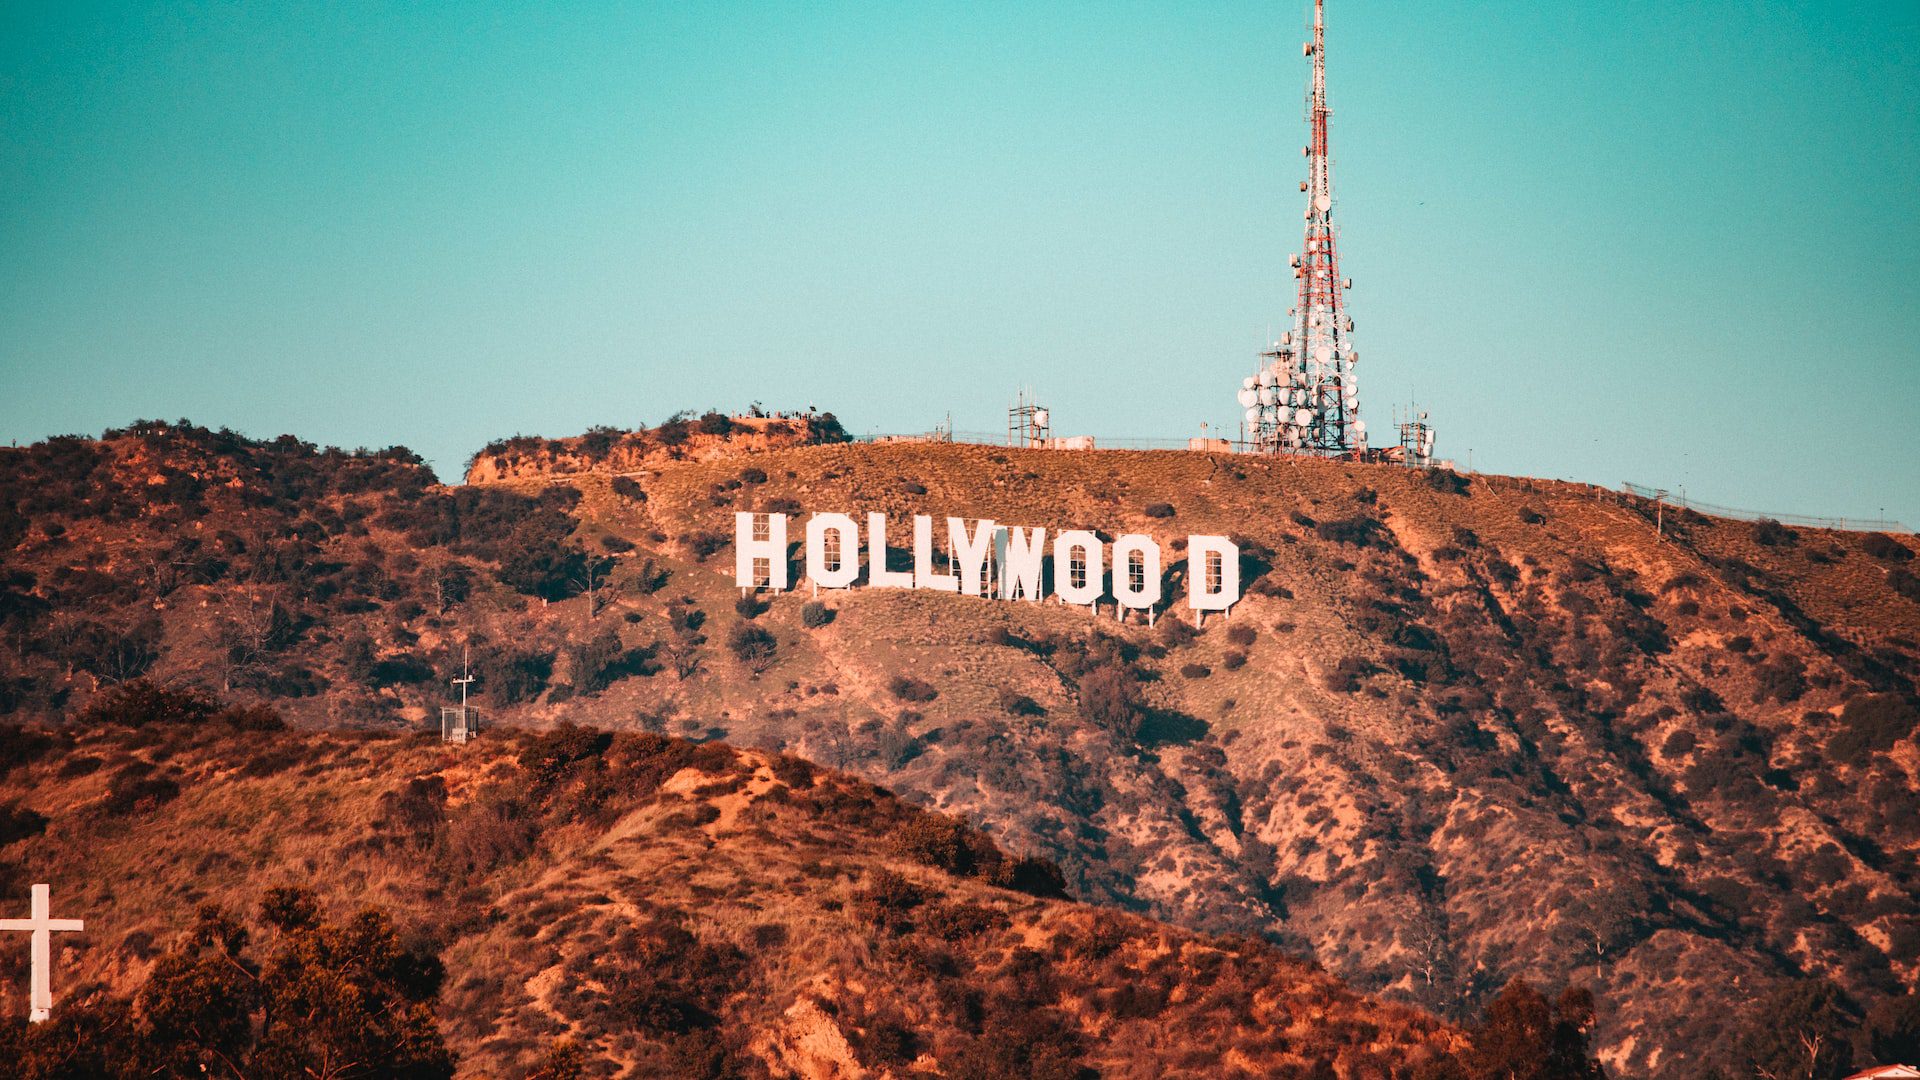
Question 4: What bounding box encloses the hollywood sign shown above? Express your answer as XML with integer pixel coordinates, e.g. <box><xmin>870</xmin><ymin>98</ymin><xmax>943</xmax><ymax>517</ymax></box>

<box><xmin>734</xmin><ymin>511</ymin><xmax>1241</xmax><ymax>620</ymax></box>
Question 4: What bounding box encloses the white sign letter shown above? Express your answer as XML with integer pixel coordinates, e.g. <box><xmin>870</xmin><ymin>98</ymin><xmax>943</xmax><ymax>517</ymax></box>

<box><xmin>733</xmin><ymin>511</ymin><xmax>788</xmax><ymax>590</ymax></box>
<box><xmin>1053</xmin><ymin>530</ymin><xmax>1104</xmax><ymax>607</ymax></box>
<box><xmin>913</xmin><ymin>515</ymin><xmax>959</xmax><ymax>593</ymax></box>
<box><xmin>805</xmin><ymin>513</ymin><xmax>860</xmax><ymax>589</ymax></box>
<box><xmin>948</xmin><ymin>517</ymin><xmax>995</xmax><ymax>596</ymax></box>
<box><xmin>867</xmin><ymin>512</ymin><xmax>915</xmax><ymax>589</ymax></box>
<box><xmin>998</xmin><ymin>526</ymin><xmax>1047</xmax><ymax>601</ymax></box>
<box><xmin>1111</xmin><ymin>534</ymin><xmax>1162</xmax><ymax>612</ymax></box>
<box><xmin>1187</xmin><ymin>535</ymin><xmax>1240</xmax><ymax>612</ymax></box>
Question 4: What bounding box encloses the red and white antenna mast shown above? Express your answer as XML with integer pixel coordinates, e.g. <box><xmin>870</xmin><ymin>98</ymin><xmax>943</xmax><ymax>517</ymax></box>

<box><xmin>1237</xmin><ymin>0</ymin><xmax>1364</xmax><ymax>456</ymax></box>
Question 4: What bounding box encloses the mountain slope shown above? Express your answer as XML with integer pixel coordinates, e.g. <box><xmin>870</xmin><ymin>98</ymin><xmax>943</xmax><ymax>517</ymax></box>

<box><xmin>0</xmin><ymin>709</ymin><xmax>1456</xmax><ymax>1077</ymax></box>
<box><xmin>2</xmin><ymin>420</ymin><xmax>1917</xmax><ymax>1076</ymax></box>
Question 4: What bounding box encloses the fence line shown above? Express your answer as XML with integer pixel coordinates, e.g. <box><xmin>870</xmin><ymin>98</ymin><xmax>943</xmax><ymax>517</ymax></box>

<box><xmin>861</xmin><ymin>430</ymin><xmax>1210</xmax><ymax>452</ymax></box>
<box><xmin>1618</xmin><ymin>482</ymin><xmax>1910</xmax><ymax>534</ymax></box>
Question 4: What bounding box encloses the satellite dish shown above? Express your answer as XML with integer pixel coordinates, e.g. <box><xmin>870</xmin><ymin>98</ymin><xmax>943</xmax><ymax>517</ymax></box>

<box><xmin>1034</xmin><ymin>409</ymin><xmax>1049</xmax><ymax>427</ymax></box>
<box><xmin>1259</xmin><ymin>386</ymin><xmax>1277</xmax><ymax>406</ymax></box>
<box><xmin>1237</xmin><ymin>388</ymin><xmax>1258</xmax><ymax>408</ymax></box>
<box><xmin>1295</xmin><ymin>407</ymin><xmax>1314</xmax><ymax>425</ymax></box>
<box><xmin>1242</xmin><ymin>376</ymin><xmax>1257</xmax><ymax>390</ymax></box>
<box><xmin>1314</xmin><ymin>345</ymin><xmax>1334</xmax><ymax>365</ymax></box>
<box><xmin>1315</xmin><ymin>194</ymin><xmax>1331</xmax><ymax>213</ymax></box>
<box><xmin>1244</xmin><ymin>407</ymin><xmax>1261</xmax><ymax>424</ymax></box>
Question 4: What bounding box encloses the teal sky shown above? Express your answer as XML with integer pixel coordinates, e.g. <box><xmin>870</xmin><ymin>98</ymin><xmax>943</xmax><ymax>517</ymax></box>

<box><xmin>3</xmin><ymin>2</ymin><xmax>1917</xmax><ymax>523</ymax></box>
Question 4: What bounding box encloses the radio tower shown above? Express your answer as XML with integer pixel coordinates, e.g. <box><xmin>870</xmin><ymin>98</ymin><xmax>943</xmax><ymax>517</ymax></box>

<box><xmin>1237</xmin><ymin>0</ymin><xmax>1365</xmax><ymax>456</ymax></box>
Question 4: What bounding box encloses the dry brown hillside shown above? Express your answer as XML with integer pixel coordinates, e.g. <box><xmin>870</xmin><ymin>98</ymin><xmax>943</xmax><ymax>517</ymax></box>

<box><xmin>2</xmin><ymin>420</ymin><xmax>1917</xmax><ymax>1077</ymax></box>
<box><xmin>0</xmin><ymin>704</ymin><xmax>1458</xmax><ymax>1077</ymax></box>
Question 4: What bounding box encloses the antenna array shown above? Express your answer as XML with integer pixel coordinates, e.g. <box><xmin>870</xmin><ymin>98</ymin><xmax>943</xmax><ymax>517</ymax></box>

<box><xmin>1238</xmin><ymin>0</ymin><xmax>1365</xmax><ymax>456</ymax></box>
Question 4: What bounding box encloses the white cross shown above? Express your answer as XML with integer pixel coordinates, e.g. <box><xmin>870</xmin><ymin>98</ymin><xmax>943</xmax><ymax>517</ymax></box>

<box><xmin>0</xmin><ymin>883</ymin><xmax>84</xmax><ymax>1022</ymax></box>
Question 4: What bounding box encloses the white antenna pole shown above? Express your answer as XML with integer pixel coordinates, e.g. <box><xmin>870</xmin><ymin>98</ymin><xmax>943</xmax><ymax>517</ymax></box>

<box><xmin>453</xmin><ymin>645</ymin><xmax>474</xmax><ymax>711</ymax></box>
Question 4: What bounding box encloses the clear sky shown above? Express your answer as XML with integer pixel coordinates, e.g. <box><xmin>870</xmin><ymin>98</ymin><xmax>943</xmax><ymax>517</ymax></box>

<box><xmin>3</xmin><ymin>2</ymin><xmax>1916</xmax><ymax>523</ymax></box>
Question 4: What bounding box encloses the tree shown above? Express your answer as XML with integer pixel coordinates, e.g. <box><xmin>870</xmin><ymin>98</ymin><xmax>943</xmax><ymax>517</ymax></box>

<box><xmin>567</xmin><ymin>554</ymin><xmax>616</xmax><ymax>626</ymax></box>
<box><xmin>1460</xmin><ymin>981</ymin><xmax>1605</xmax><ymax>1080</ymax></box>
<box><xmin>1740</xmin><ymin>979</ymin><xmax>1857</xmax><ymax>1080</ymax></box>
<box><xmin>1866</xmin><ymin>991</ymin><xmax>1920</xmax><ymax>1065</ymax></box>
<box><xmin>129</xmin><ymin>890</ymin><xmax>455</xmax><ymax>1079</ymax></box>
<box><xmin>428</xmin><ymin>558</ymin><xmax>473</xmax><ymax>615</ymax></box>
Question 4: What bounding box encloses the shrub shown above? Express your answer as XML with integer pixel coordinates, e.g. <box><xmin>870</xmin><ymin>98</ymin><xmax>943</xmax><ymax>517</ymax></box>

<box><xmin>103</xmin><ymin>765</ymin><xmax>181</xmax><ymax>814</ymax></box>
<box><xmin>888</xmin><ymin>675</ymin><xmax>937</xmax><ymax>703</ymax></box>
<box><xmin>902</xmin><ymin>481</ymin><xmax>928</xmax><ymax>495</ymax></box>
<box><xmin>1323</xmin><ymin>656</ymin><xmax>1376</xmax><ymax>693</ymax></box>
<box><xmin>138</xmin><ymin>892</ymin><xmax>453</xmax><ymax>1076</ymax></box>
<box><xmin>800</xmin><ymin>601</ymin><xmax>834</xmax><ymax>628</ymax></box>
<box><xmin>1752</xmin><ymin>518</ymin><xmax>1796</xmax><ymax>547</ymax></box>
<box><xmin>1520</xmin><ymin>508</ymin><xmax>1547</xmax><ymax>525</ymax></box>
<box><xmin>1862</xmin><ymin>533</ymin><xmax>1913</xmax><ymax>562</ymax></box>
<box><xmin>474</xmin><ymin>644</ymin><xmax>555</xmax><ymax>705</ymax></box>
<box><xmin>1752</xmin><ymin>656</ymin><xmax>1808</xmax><ymax>704</ymax></box>
<box><xmin>698</xmin><ymin>410</ymin><xmax>734</xmax><ymax>435</ymax></box>
<box><xmin>1661</xmin><ymin>729</ymin><xmax>1697</xmax><ymax>758</ymax></box>
<box><xmin>518</xmin><ymin>723</ymin><xmax>613</xmax><ymax>788</ymax></box>
<box><xmin>568</xmin><ymin>628</ymin><xmax>657</xmax><ymax>694</ymax></box>
<box><xmin>734</xmin><ymin>594</ymin><xmax>768</xmax><ymax>620</ymax></box>
<box><xmin>1420</xmin><ymin>469</ymin><xmax>1470</xmax><ymax>495</ymax></box>
<box><xmin>1179</xmin><ymin>663</ymin><xmax>1211</xmax><ymax>679</ymax></box>
<box><xmin>1078</xmin><ymin>665</ymin><xmax>1143</xmax><ymax>738</ymax></box>
<box><xmin>1157</xmin><ymin>617</ymin><xmax>1198</xmax><ymax>648</ymax></box>
<box><xmin>0</xmin><ymin>722</ymin><xmax>55</xmax><ymax>772</ymax></box>
<box><xmin>1316</xmin><ymin>516</ymin><xmax>1382</xmax><ymax>547</ymax></box>
<box><xmin>812</xmin><ymin>412</ymin><xmax>852</xmax><ymax>443</ymax></box>
<box><xmin>1143</xmin><ymin>502</ymin><xmax>1175</xmax><ymax>519</ymax></box>
<box><xmin>1222</xmin><ymin>651</ymin><xmax>1248</xmax><ymax>671</ymax></box>
<box><xmin>1831</xmin><ymin>694</ymin><xmax>1918</xmax><ymax>766</ymax></box>
<box><xmin>738</xmin><ymin>467</ymin><xmax>767</xmax><ymax>485</ymax></box>
<box><xmin>893</xmin><ymin>814</ymin><xmax>996</xmax><ymax>876</ymax></box>
<box><xmin>995</xmin><ymin>688</ymin><xmax>1044</xmax><ymax>716</ymax></box>
<box><xmin>727</xmin><ymin>624</ymin><xmax>777</xmax><ymax>673</ymax></box>
<box><xmin>610</xmin><ymin>475</ymin><xmax>646</xmax><ymax>501</ymax></box>
<box><xmin>0</xmin><ymin>803</ymin><xmax>49</xmax><ymax>846</ymax></box>
<box><xmin>216</xmin><ymin>703</ymin><xmax>286</xmax><ymax>732</ymax></box>
<box><xmin>683</xmin><ymin>531</ymin><xmax>727</xmax><ymax>562</ymax></box>
<box><xmin>1226</xmin><ymin>624</ymin><xmax>1257</xmax><ymax>646</ymax></box>
<box><xmin>654</xmin><ymin>416</ymin><xmax>692</xmax><ymax>446</ymax></box>
<box><xmin>78</xmin><ymin>681</ymin><xmax>216</xmax><ymax>728</ymax></box>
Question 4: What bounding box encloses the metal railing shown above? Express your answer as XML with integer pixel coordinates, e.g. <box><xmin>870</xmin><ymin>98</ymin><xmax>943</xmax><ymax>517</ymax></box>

<box><xmin>1620</xmin><ymin>482</ymin><xmax>1910</xmax><ymax>534</ymax></box>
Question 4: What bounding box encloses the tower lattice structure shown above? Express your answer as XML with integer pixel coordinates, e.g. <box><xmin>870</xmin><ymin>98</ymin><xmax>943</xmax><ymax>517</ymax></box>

<box><xmin>1238</xmin><ymin>0</ymin><xmax>1364</xmax><ymax>455</ymax></box>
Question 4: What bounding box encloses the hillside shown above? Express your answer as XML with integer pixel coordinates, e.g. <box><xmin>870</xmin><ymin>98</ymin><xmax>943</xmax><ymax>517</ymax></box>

<box><xmin>0</xmin><ymin>696</ymin><xmax>1460</xmax><ymax>1077</ymax></box>
<box><xmin>2</xmin><ymin>419</ymin><xmax>1918</xmax><ymax>1076</ymax></box>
